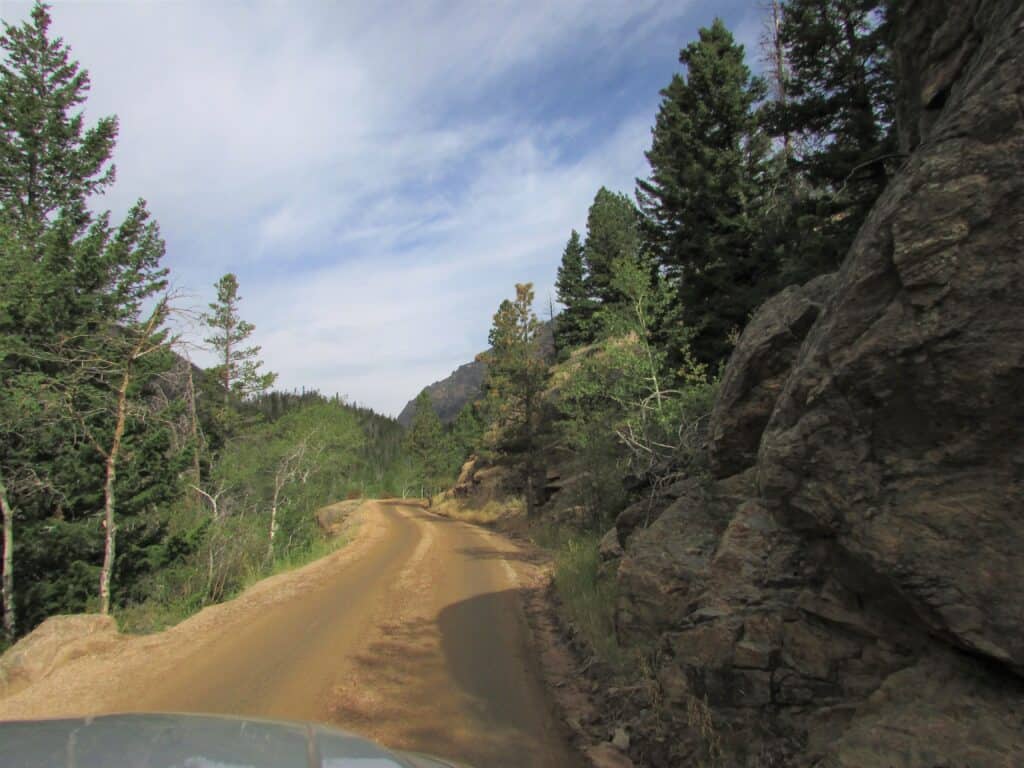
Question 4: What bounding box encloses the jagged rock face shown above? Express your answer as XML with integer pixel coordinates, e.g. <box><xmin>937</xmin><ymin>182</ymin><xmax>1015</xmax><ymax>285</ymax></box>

<box><xmin>615</xmin><ymin>472</ymin><xmax>753</xmax><ymax>647</ymax></box>
<box><xmin>708</xmin><ymin>273</ymin><xmax>835</xmax><ymax>479</ymax></box>
<box><xmin>612</xmin><ymin>1</ymin><xmax>1024</xmax><ymax>764</ymax></box>
<box><xmin>821</xmin><ymin>652</ymin><xmax>1024</xmax><ymax>768</ymax></box>
<box><xmin>758</xmin><ymin>0</ymin><xmax>1024</xmax><ymax>671</ymax></box>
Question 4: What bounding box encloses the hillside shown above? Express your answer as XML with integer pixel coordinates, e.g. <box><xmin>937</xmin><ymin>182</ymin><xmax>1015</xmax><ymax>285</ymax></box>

<box><xmin>397</xmin><ymin>321</ymin><xmax>556</xmax><ymax>427</ymax></box>
<box><xmin>396</xmin><ymin>359</ymin><xmax>486</xmax><ymax>428</ymax></box>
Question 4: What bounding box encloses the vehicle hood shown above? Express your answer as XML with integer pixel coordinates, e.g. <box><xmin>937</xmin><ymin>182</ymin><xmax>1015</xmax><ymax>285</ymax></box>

<box><xmin>0</xmin><ymin>712</ymin><xmax>466</xmax><ymax>768</ymax></box>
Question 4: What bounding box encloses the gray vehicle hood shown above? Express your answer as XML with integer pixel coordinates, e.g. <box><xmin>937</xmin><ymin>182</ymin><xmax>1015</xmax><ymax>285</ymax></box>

<box><xmin>0</xmin><ymin>713</ymin><xmax>465</xmax><ymax>768</ymax></box>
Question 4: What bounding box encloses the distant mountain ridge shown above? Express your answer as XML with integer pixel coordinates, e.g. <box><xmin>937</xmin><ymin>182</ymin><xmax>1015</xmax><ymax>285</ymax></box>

<box><xmin>397</xmin><ymin>359</ymin><xmax>486</xmax><ymax>427</ymax></box>
<box><xmin>397</xmin><ymin>321</ymin><xmax>556</xmax><ymax>428</ymax></box>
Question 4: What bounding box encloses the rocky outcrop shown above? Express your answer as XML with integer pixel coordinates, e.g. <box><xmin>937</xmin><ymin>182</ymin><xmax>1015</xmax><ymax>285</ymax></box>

<box><xmin>443</xmin><ymin>455</ymin><xmax>519</xmax><ymax>505</ymax></box>
<box><xmin>611</xmin><ymin>1</ymin><xmax>1024</xmax><ymax>765</ymax></box>
<box><xmin>758</xmin><ymin>0</ymin><xmax>1024</xmax><ymax>671</ymax></box>
<box><xmin>708</xmin><ymin>273</ymin><xmax>835</xmax><ymax>479</ymax></box>
<box><xmin>615</xmin><ymin>473</ymin><xmax>752</xmax><ymax>647</ymax></box>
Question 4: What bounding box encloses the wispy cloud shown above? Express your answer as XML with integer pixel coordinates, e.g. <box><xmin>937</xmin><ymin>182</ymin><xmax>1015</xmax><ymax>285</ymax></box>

<box><xmin>5</xmin><ymin>0</ymin><xmax>759</xmax><ymax>415</ymax></box>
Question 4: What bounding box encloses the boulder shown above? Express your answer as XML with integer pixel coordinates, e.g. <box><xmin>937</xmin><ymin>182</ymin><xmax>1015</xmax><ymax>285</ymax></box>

<box><xmin>0</xmin><ymin>614</ymin><xmax>121</xmax><ymax>697</ymax></box>
<box><xmin>452</xmin><ymin>456</ymin><xmax>480</xmax><ymax>497</ymax></box>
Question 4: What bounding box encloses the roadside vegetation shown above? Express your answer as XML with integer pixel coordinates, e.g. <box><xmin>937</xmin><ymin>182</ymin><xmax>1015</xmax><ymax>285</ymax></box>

<box><xmin>1</xmin><ymin>0</ymin><xmax>895</xmax><ymax>664</ymax></box>
<box><xmin>546</xmin><ymin>529</ymin><xmax>623</xmax><ymax>669</ymax></box>
<box><xmin>430</xmin><ymin>0</ymin><xmax>896</xmax><ymax>679</ymax></box>
<box><xmin>0</xmin><ymin>4</ymin><xmax>408</xmax><ymax>648</ymax></box>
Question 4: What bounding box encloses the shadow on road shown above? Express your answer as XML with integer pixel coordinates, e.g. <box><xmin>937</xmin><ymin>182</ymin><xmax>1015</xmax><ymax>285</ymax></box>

<box><xmin>327</xmin><ymin>587</ymin><xmax>581</xmax><ymax>768</ymax></box>
<box><xmin>454</xmin><ymin>546</ymin><xmax>549</xmax><ymax>566</ymax></box>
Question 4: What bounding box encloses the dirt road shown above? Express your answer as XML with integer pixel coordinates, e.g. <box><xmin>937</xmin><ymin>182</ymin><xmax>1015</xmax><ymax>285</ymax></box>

<box><xmin>0</xmin><ymin>501</ymin><xmax>581</xmax><ymax>767</ymax></box>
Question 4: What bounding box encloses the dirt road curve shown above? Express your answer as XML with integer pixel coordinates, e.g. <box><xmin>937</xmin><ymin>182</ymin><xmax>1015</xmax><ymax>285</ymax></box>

<box><xmin>0</xmin><ymin>501</ymin><xmax>581</xmax><ymax>767</ymax></box>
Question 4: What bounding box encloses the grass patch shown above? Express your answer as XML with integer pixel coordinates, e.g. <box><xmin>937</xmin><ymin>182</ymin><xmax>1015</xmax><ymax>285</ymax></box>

<box><xmin>116</xmin><ymin>596</ymin><xmax>202</xmax><ymax>635</ymax></box>
<box><xmin>242</xmin><ymin>526</ymin><xmax>356</xmax><ymax>588</ymax></box>
<box><xmin>548</xmin><ymin>530</ymin><xmax>625</xmax><ymax>671</ymax></box>
<box><xmin>117</xmin><ymin>523</ymin><xmax>357</xmax><ymax>635</ymax></box>
<box><xmin>432</xmin><ymin>494</ymin><xmax>525</xmax><ymax>525</ymax></box>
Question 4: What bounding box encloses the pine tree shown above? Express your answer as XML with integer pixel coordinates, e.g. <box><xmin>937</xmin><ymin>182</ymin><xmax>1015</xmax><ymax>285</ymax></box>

<box><xmin>0</xmin><ymin>2</ymin><xmax>121</xmax><ymax>343</ymax></box>
<box><xmin>479</xmin><ymin>284</ymin><xmax>547</xmax><ymax>518</ymax></box>
<box><xmin>554</xmin><ymin>230</ymin><xmax>594</xmax><ymax>352</ymax></box>
<box><xmin>583</xmin><ymin>188</ymin><xmax>642</xmax><ymax>307</ymax></box>
<box><xmin>767</xmin><ymin>0</ymin><xmax>896</xmax><ymax>280</ymax></box>
<box><xmin>0</xmin><ymin>2</ymin><xmax>181</xmax><ymax>630</ymax></box>
<box><xmin>637</xmin><ymin>18</ymin><xmax>773</xmax><ymax>368</ymax></box>
<box><xmin>203</xmin><ymin>273</ymin><xmax>277</xmax><ymax>422</ymax></box>
<box><xmin>54</xmin><ymin>200</ymin><xmax>173</xmax><ymax>615</ymax></box>
<box><xmin>0</xmin><ymin>2</ymin><xmax>117</xmax><ymax>237</ymax></box>
<box><xmin>450</xmin><ymin>401</ymin><xmax>484</xmax><ymax>466</ymax></box>
<box><xmin>402</xmin><ymin>391</ymin><xmax>450</xmax><ymax>497</ymax></box>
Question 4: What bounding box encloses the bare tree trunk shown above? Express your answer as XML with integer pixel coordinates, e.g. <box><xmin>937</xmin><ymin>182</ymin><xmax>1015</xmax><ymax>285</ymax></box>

<box><xmin>525</xmin><ymin>394</ymin><xmax>538</xmax><ymax>520</ymax></box>
<box><xmin>636</xmin><ymin>297</ymin><xmax>664</xmax><ymax>411</ymax></box>
<box><xmin>99</xmin><ymin>369</ymin><xmax>130</xmax><ymax>616</ymax></box>
<box><xmin>190</xmin><ymin>484</ymin><xmax>221</xmax><ymax>518</ymax></box>
<box><xmin>222</xmin><ymin>314</ymin><xmax>233</xmax><ymax>412</ymax></box>
<box><xmin>186</xmin><ymin>363</ymin><xmax>202</xmax><ymax>486</ymax></box>
<box><xmin>762</xmin><ymin>0</ymin><xmax>792</xmax><ymax>158</ymax></box>
<box><xmin>267</xmin><ymin>500</ymin><xmax>279</xmax><ymax>562</ymax></box>
<box><xmin>267</xmin><ymin>475</ymin><xmax>283</xmax><ymax>562</ymax></box>
<box><xmin>206</xmin><ymin>546</ymin><xmax>215</xmax><ymax>603</ymax></box>
<box><xmin>0</xmin><ymin>471</ymin><xmax>16</xmax><ymax>642</ymax></box>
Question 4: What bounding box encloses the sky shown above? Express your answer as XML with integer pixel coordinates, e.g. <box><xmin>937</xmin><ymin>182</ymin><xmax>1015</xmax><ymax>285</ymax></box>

<box><xmin>2</xmin><ymin>0</ymin><xmax>766</xmax><ymax>416</ymax></box>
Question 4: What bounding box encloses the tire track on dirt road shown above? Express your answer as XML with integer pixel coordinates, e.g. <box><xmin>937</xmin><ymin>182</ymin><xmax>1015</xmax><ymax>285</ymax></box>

<box><xmin>0</xmin><ymin>500</ymin><xmax>580</xmax><ymax>768</ymax></box>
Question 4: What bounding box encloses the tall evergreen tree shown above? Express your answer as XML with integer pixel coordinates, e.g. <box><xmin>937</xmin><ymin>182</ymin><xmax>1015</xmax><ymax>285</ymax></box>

<box><xmin>765</xmin><ymin>0</ymin><xmax>896</xmax><ymax>281</ymax></box>
<box><xmin>0</xmin><ymin>2</ymin><xmax>182</xmax><ymax>633</ymax></box>
<box><xmin>0</xmin><ymin>2</ymin><xmax>117</xmax><ymax>236</ymax></box>
<box><xmin>450</xmin><ymin>401</ymin><xmax>484</xmax><ymax>466</ymax></box>
<box><xmin>583</xmin><ymin>188</ymin><xmax>642</xmax><ymax>307</ymax></box>
<box><xmin>479</xmin><ymin>284</ymin><xmax>547</xmax><ymax>518</ymax></box>
<box><xmin>402</xmin><ymin>391</ymin><xmax>451</xmax><ymax>497</ymax></box>
<box><xmin>203</xmin><ymin>273</ymin><xmax>277</xmax><ymax>422</ymax></box>
<box><xmin>554</xmin><ymin>230</ymin><xmax>594</xmax><ymax>353</ymax></box>
<box><xmin>637</xmin><ymin>18</ymin><xmax>772</xmax><ymax>368</ymax></box>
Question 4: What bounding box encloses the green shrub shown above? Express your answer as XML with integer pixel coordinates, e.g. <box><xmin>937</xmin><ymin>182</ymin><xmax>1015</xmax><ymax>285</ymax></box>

<box><xmin>552</xmin><ymin>533</ymin><xmax>622</xmax><ymax>668</ymax></box>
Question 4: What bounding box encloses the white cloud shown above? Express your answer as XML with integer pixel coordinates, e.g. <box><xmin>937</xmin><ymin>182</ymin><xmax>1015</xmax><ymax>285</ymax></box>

<box><xmin>1</xmin><ymin>0</ymin><xmax>715</xmax><ymax>415</ymax></box>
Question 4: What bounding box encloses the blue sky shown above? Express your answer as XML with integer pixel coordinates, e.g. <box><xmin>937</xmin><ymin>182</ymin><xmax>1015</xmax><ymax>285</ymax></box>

<box><xmin>4</xmin><ymin>0</ymin><xmax>766</xmax><ymax>416</ymax></box>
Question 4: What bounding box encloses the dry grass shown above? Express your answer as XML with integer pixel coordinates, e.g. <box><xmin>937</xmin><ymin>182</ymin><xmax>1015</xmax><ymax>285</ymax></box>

<box><xmin>687</xmin><ymin>693</ymin><xmax>724</xmax><ymax>767</ymax></box>
<box><xmin>432</xmin><ymin>494</ymin><xmax>526</xmax><ymax>525</ymax></box>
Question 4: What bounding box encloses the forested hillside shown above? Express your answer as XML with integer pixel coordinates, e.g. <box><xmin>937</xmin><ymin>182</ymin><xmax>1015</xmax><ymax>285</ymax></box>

<box><xmin>0</xmin><ymin>3</ymin><xmax>408</xmax><ymax>643</ymax></box>
<box><xmin>444</xmin><ymin>1</ymin><xmax>896</xmax><ymax>518</ymax></box>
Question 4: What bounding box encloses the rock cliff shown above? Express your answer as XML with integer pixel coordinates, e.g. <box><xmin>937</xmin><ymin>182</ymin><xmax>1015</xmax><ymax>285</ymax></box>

<box><xmin>607</xmin><ymin>1</ymin><xmax>1024</xmax><ymax>764</ymax></box>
